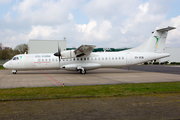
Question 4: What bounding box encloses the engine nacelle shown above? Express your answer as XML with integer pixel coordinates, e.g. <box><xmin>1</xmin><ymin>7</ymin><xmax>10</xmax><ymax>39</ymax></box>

<box><xmin>61</xmin><ymin>50</ymin><xmax>76</xmax><ymax>59</ymax></box>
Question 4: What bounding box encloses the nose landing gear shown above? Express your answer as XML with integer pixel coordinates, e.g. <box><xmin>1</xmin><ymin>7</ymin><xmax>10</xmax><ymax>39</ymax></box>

<box><xmin>12</xmin><ymin>70</ymin><xmax>17</xmax><ymax>74</ymax></box>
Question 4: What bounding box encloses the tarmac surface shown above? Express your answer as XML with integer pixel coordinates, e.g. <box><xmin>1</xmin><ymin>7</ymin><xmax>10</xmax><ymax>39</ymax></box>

<box><xmin>0</xmin><ymin>65</ymin><xmax>180</xmax><ymax>89</ymax></box>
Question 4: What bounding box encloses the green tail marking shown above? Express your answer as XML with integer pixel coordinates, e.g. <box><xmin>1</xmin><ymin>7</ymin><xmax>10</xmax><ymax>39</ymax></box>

<box><xmin>154</xmin><ymin>36</ymin><xmax>159</xmax><ymax>48</ymax></box>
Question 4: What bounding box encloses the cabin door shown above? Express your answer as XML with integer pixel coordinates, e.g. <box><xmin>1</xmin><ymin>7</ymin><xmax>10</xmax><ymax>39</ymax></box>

<box><xmin>126</xmin><ymin>53</ymin><xmax>132</xmax><ymax>65</ymax></box>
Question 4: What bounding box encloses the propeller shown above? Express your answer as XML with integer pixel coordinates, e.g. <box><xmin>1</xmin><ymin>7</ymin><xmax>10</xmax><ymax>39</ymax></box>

<box><xmin>54</xmin><ymin>43</ymin><xmax>61</xmax><ymax>64</ymax></box>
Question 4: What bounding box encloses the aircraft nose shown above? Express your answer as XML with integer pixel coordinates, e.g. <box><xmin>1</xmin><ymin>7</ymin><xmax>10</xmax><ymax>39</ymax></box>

<box><xmin>3</xmin><ymin>63</ymin><xmax>7</xmax><ymax>68</ymax></box>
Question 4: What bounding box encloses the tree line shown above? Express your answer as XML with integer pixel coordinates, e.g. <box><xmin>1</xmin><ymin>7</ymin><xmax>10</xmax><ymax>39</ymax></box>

<box><xmin>0</xmin><ymin>43</ymin><xmax>28</xmax><ymax>60</ymax></box>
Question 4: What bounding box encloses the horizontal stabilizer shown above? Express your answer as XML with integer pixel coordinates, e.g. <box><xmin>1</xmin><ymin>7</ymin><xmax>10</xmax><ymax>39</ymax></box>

<box><xmin>156</xmin><ymin>26</ymin><xmax>176</xmax><ymax>32</ymax></box>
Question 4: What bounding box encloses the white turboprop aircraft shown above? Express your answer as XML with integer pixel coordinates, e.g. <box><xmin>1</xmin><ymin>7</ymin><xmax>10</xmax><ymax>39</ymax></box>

<box><xmin>3</xmin><ymin>26</ymin><xmax>175</xmax><ymax>74</ymax></box>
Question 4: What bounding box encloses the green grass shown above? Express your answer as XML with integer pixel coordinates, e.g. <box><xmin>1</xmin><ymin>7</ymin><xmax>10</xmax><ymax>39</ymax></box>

<box><xmin>0</xmin><ymin>82</ymin><xmax>180</xmax><ymax>100</ymax></box>
<box><xmin>0</xmin><ymin>65</ymin><xmax>5</xmax><ymax>69</ymax></box>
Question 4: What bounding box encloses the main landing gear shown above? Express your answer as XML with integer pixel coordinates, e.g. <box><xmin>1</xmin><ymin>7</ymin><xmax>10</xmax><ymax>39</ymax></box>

<box><xmin>77</xmin><ymin>67</ymin><xmax>86</xmax><ymax>74</ymax></box>
<box><xmin>12</xmin><ymin>70</ymin><xmax>17</xmax><ymax>74</ymax></box>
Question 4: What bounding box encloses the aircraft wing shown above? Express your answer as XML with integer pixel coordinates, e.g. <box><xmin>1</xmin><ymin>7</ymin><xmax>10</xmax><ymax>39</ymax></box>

<box><xmin>74</xmin><ymin>45</ymin><xmax>96</xmax><ymax>57</ymax></box>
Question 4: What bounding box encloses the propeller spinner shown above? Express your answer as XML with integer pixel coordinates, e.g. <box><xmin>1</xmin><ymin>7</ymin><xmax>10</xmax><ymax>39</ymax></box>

<box><xmin>54</xmin><ymin>44</ymin><xmax>61</xmax><ymax>62</ymax></box>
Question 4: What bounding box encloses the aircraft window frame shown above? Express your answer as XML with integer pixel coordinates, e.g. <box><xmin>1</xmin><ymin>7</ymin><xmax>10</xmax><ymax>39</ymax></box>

<box><xmin>91</xmin><ymin>57</ymin><xmax>93</xmax><ymax>60</ymax></box>
<box><xmin>52</xmin><ymin>58</ymin><xmax>54</xmax><ymax>61</ymax></box>
<box><xmin>66</xmin><ymin>59</ymin><xmax>68</xmax><ymax>61</ymax></box>
<box><xmin>112</xmin><ymin>57</ymin><xmax>114</xmax><ymax>60</ymax></box>
<box><xmin>115</xmin><ymin>57</ymin><xmax>117</xmax><ymax>60</ymax></box>
<box><xmin>95</xmin><ymin>57</ymin><xmax>97</xmax><ymax>60</ymax></box>
<box><xmin>73</xmin><ymin>58</ymin><xmax>75</xmax><ymax>61</ymax></box>
<box><xmin>109</xmin><ymin>57</ymin><xmax>111</xmax><ymax>60</ymax></box>
<box><xmin>102</xmin><ymin>57</ymin><xmax>104</xmax><ymax>60</ymax></box>
<box><xmin>45</xmin><ymin>59</ymin><xmax>47</xmax><ymax>62</ymax></box>
<box><xmin>84</xmin><ymin>58</ymin><xmax>86</xmax><ymax>60</ymax></box>
<box><xmin>122</xmin><ymin>57</ymin><xmax>124</xmax><ymax>59</ymax></box>
<box><xmin>42</xmin><ymin>59</ymin><xmax>44</xmax><ymax>62</ymax></box>
<box><xmin>49</xmin><ymin>59</ymin><xmax>51</xmax><ymax>62</ymax></box>
<box><xmin>81</xmin><ymin>58</ymin><xmax>83</xmax><ymax>61</ymax></box>
<box><xmin>98</xmin><ymin>57</ymin><xmax>100</xmax><ymax>60</ymax></box>
<box><xmin>77</xmin><ymin>58</ymin><xmax>79</xmax><ymax>61</ymax></box>
<box><xmin>87</xmin><ymin>58</ymin><xmax>89</xmax><ymax>60</ymax></box>
<box><xmin>105</xmin><ymin>57</ymin><xmax>107</xmax><ymax>60</ymax></box>
<box><xmin>119</xmin><ymin>57</ymin><xmax>121</xmax><ymax>60</ymax></box>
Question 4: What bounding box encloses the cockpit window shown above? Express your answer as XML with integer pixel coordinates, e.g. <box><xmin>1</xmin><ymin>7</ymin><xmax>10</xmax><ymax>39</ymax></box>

<box><xmin>12</xmin><ymin>57</ymin><xmax>19</xmax><ymax>60</ymax></box>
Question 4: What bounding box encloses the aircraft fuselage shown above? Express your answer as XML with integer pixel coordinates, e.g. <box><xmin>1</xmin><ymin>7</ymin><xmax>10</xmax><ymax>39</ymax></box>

<box><xmin>3</xmin><ymin>51</ymin><xmax>170</xmax><ymax>72</ymax></box>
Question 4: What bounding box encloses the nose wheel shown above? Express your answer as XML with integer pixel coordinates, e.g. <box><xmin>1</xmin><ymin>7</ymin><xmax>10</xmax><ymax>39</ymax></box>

<box><xmin>12</xmin><ymin>70</ymin><xmax>17</xmax><ymax>74</ymax></box>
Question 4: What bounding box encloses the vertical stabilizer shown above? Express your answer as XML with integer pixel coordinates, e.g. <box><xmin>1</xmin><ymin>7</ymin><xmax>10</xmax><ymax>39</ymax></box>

<box><xmin>127</xmin><ymin>26</ymin><xmax>175</xmax><ymax>53</ymax></box>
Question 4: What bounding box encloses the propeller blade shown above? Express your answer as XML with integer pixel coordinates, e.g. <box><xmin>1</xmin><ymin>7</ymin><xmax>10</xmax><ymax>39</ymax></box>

<box><xmin>54</xmin><ymin>42</ymin><xmax>61</xmax><ymax>65</ymax></box>
<box><xmin>58</xmin><ymin>44</ymin><xmax>61</xmax><ymax>62</ymax></box>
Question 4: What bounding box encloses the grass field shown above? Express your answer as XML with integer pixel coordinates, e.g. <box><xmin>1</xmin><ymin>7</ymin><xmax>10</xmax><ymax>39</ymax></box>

<box><xmin>0</xmin><ymin>65</ymin><xmax>5</xmax><ymax>69</ymax></box>
<box><xmin>0</xmin><ymin>82</ymin><xmax>180</xmax><ymax>101</ymax></box>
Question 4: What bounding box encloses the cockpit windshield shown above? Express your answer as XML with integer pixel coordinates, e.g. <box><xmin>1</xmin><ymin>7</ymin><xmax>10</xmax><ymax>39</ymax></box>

<box><xmin>12</xmin><ymin>57</ymin><xmax>19</xmax><ymax>60</ymax></box>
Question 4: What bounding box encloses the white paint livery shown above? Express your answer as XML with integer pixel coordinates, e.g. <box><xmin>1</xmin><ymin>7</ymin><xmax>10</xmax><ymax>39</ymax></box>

<box><xmin>3</xmin><ymin>26</ymin><xmax>175</xmax><ymax>74</ymax></box>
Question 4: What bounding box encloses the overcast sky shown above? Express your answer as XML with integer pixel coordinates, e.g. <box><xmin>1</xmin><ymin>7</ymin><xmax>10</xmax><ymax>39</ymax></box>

<box><xmin>0</xmin><ymin>0</ymin><xmax>180</xmax><ymax>49</ymax></box>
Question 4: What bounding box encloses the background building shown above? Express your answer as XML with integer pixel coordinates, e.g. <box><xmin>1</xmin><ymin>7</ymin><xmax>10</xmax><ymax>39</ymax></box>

<box><xmin>28</xmin><ymin>39</ymin><xmax>66</xmax><ymax>54</ymax></box>
<box><xmin>159</xmin><ymin>47</ymin><xmax>180</xmax><ymax>63</ymax></box>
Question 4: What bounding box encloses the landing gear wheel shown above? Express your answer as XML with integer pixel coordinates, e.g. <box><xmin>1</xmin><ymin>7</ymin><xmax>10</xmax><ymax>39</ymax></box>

<box><xmin>80</xmin><ymin>70</ymin><xmax>86</xmax><ymax>74</ymax></box>
<box><xmin>12</xmin><ymin>70</ymin><xmax>17</xmax><ymax>74</ymax></box>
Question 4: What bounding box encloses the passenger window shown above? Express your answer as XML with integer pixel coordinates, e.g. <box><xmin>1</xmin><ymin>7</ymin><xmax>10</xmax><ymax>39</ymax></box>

<box><xmin>115</xmin><ymin>57</ymin><xmax>117</xmax><ymax>60</ymax></box>
<box><xmin>119</xmin><ymin>57</ymin><xmax>121</xmax><ymax>60</ymax></box>
<box><xmin>73</xmin><ymin>58</ymin><xmax>75</xmax><ymax>61</ymax></box>
<box><xmin>49</xmin><ymin>59</ymin><xmax>51</xmax><ymax>62</ymax></box>
<box><xmin>122</xmin><ymin>57</ymin><xmax>124</xmax><ymax>59</ymax></box>
<box><xmin>52</xmin><ymin>58</ymin><xmax>54</xmax><ymax>61</ymax></box>
<box><xmin>77</xmin><ymin>58</ymin><xmax>79</xmax><ymax>61</ymax></box>
<box><xmin>109</xmin><ymin>57</ymin><xmax>111</xmax><ymax>60</ymax></box>
<box><xmin>102</xmin><ymin>57</ymin><xmax>104</xmax><ymax>60</ymax></box>
<box><xmin>95</xmin><ymin>58</ymin><xmax>97</xmax><ymax>60</ymax></box>
<box><xmin>105</xmin><ymin>57</ymin><xmax>107</xmax><ymax>60</ymax></box>
<box><xmin>84</xmin><ymin>58</ymin><xmax>86</xmax><ymax>60</ymax></box>
<box><xmin>81</xmin><ymin>58</ymin><xmax>83</xmax><ymax>61</ymax></box>
<box><xmin>98</xmin><ymin>57</ymin><xmax>100</xmax><ymax>60</ymax></box>
<box><xmin>87</xmin><ymin>58</ymin><xmax>89</xmax><ymax>60</ymax></box>
<box><xmin>112</xmin><ymin>57</ymin><xmax>114</xmax><ymax>60</ymax></box>
<box><xmin>42</xmin><ymin>59</ymin><xmax>44</xmax><ymax>62</ymax></box>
